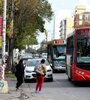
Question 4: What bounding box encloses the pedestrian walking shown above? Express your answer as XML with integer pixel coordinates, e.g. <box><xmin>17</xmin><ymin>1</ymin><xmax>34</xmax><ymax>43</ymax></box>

<box><xmin>15</xmin><ymin>59</ymin><xmax>24</xmax><ymax>90</ymax></box>
<box><xmin>35</xmin><ymin>59</ymin><xmax>46</xmax><ymax>93</ymax></box>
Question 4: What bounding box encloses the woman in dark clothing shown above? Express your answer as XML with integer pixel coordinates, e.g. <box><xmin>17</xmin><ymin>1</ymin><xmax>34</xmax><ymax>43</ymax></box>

<box><xmin>15</xmin><ymin>59</ymin><xmax>24</xmax><ymax>90</ymax></box>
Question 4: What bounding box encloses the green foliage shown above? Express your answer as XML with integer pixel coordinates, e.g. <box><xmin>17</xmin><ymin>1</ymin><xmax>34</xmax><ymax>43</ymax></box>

<box><xmin>0</xmin><ymin>0</ymin><xmax>3</xmax><ymax>16</ymax></box>
<box><xmin>5</xmin><ymin>72</ymin><xmax>15</xmax><ymax>78</ymax></box>
<box><xmin>7</xmin><ymin>0</ymin><xmax>53</xmax><ymax>50</ymax></box>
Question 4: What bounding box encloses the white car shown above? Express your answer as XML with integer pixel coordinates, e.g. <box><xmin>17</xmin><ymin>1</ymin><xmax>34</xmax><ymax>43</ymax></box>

<box><xmin>24</xmin><ymin>58</ymin><xmax>53</xmax><ymax>82</ymax></box>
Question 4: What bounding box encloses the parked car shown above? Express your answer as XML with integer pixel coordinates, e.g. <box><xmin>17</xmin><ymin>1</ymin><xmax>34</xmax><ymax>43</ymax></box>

<box><xmin>24</xmin><ymin>58</ymin><xmax>53</xmax><ymax>82</ymax></box>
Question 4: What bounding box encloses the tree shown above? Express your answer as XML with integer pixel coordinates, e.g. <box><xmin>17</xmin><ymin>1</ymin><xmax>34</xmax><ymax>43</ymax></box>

<box><xmin>0</xmin><ymin>0</ymin><xmax>3</xmax><ymax>16</ymax></box>
<box><xmin>0</xmin><ymin>0</ymin><xmax>53</xmax><ymax>71</ymax></box>
<box><xmin>0</xmin><ymin>0</ymin><xmax>53</xmax><ymax>53</ymax></box>
<box><xmin>13</xmin><ymin>0</ymin><xmax>53</xmax><ymax>49</ymax></box>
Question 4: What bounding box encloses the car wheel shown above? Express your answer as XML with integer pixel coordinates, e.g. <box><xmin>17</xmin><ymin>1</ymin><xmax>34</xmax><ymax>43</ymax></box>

<box><xmin>24</xmin><ymin>78</ymin><xmax>28</xmax><ymax>83</ymax></box>
<box><xmin>49</xmin><ymin>77</ymin><xmax>53</xmax><ymax>82</ymax></box>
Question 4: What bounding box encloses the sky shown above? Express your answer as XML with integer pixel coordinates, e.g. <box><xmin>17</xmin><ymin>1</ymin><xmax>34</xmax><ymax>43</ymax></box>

<box><xmin>37</xmin><ymin>0</ymin><xmax>90</xmax><ymax>43</ymax></box>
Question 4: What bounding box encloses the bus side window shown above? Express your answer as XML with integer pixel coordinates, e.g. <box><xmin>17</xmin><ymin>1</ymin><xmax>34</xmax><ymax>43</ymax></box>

<box><xmin>67</xmin><ymin>35</ymin><xmax>74</xmax><ymax>65</ymax></box>
<box><xmin>70</xmin><ymin>56</ymin><xmax>73</xmax><ymax>65</ymax></box>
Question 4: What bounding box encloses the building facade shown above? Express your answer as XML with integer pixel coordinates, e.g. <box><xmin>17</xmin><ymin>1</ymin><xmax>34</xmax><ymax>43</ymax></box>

<box><xmin>59</xmin><ymin>17</ymin><xmax>73</xmax><ymax>39</ymax></box>
<box><xmin>59</xmin><ymin>5</ymin><xmax>87</xmax><ymax>39</ymax></box>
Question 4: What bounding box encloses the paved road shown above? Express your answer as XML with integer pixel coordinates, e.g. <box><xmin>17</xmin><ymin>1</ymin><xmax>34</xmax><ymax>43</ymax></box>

<box><xmin>1</xmin><ymin>73</ymin><xmax>90</xmax><ymax>100</ymax></box>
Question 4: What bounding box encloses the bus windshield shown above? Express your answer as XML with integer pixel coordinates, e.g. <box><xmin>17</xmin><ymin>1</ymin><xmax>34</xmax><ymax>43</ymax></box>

<box><xmin>76</xmin><ymin>29</ymin><xmax>90</xmax><ymax>63</ymax></box>
<box><xmin>54</xmin><ymin>56</ymin><xmax>65</xmax><ymax>67</ymax></box>
<box><xmin>53</xmin><ymin>45</ymin><xmax>66</xmax><ymax>57</ymax></box>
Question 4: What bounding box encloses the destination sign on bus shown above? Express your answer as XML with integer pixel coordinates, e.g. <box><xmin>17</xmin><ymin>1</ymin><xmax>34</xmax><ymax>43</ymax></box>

<box><xmin>53</xmin><ymin>39</ymin><xmax>65</xmax><ymax>45</ymax></box>
<box><xmin>77</xmin><ymin>29</ymin><xmax>90</xmax><ymax>36</ymax></box>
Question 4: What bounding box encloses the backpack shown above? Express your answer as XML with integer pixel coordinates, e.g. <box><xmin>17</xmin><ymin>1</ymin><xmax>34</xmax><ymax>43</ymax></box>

<box><xmin>35</xmin><ymin>64</ymin><xmax>46</xmax><ymax>76</ymax></box>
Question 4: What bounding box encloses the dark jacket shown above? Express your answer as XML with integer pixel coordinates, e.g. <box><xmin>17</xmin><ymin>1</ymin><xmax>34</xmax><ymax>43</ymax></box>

<box><xmin>15</xmin><ymin>63</ymin><xmax>24</xmax><ymax>78</ymax></box>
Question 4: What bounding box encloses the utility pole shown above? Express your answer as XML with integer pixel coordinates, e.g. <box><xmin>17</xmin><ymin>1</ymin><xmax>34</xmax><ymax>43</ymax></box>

<box><xmin>2</xmin><ymin>0</ymin><xmax>7</xmax><ymax>63</ymax></box>
<box><xmin>10</xmin><ymin>0</ymin><xmax>14</xmax><ymax>68</ymax></box>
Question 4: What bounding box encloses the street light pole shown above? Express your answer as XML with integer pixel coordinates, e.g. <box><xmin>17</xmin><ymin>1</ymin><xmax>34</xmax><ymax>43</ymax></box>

<box><xmin>11</xmin><ymin>0</ymin><xmax>14</xmax><ymax>68</ymax></box>
<box><xmin>2</xmin><ymin>0</ymin><xmax>7</xmax><ymax>63</ymax></box>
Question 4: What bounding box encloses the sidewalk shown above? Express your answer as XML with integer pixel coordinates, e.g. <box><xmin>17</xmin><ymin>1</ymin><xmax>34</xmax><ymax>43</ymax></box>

<box><xmin>0</xmin><ymin>78</ymin><xmax>53</xmax><ymax>100</ymax></box>
<box><xmin>0</xmin><ymin>88</ymin><xmax>52</xmax><ymax>100</ymax></box>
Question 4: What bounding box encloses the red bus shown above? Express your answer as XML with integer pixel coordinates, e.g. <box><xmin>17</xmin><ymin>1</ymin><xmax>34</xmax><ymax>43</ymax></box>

<box><xmin>66</xmin><ymin>27</ymin><xmax>90</xmax><ymax>81</ymax></box>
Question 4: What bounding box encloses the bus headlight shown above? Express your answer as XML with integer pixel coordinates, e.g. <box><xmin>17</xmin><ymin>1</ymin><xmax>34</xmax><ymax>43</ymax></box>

<box><xmin>76</xmin><ymin>70</ymin><xmax>84</xmax><ymax>75</ymax></box>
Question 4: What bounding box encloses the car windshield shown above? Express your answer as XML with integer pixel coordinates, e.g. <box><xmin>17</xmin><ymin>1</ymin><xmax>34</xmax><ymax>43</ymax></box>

<box><xmin>26</xmin><ymin>59</ymin><xmax>49</xmax><ymax>67</ymax></box>
<box><xmin>45</xmin><ymin>60</ymin><xmax>50</xmax><ymax>65</ymax></box>
<box><xmin>26</xmin><ymin>60</ymin><xmax>40</xmax><ymax>67</ymax></box>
